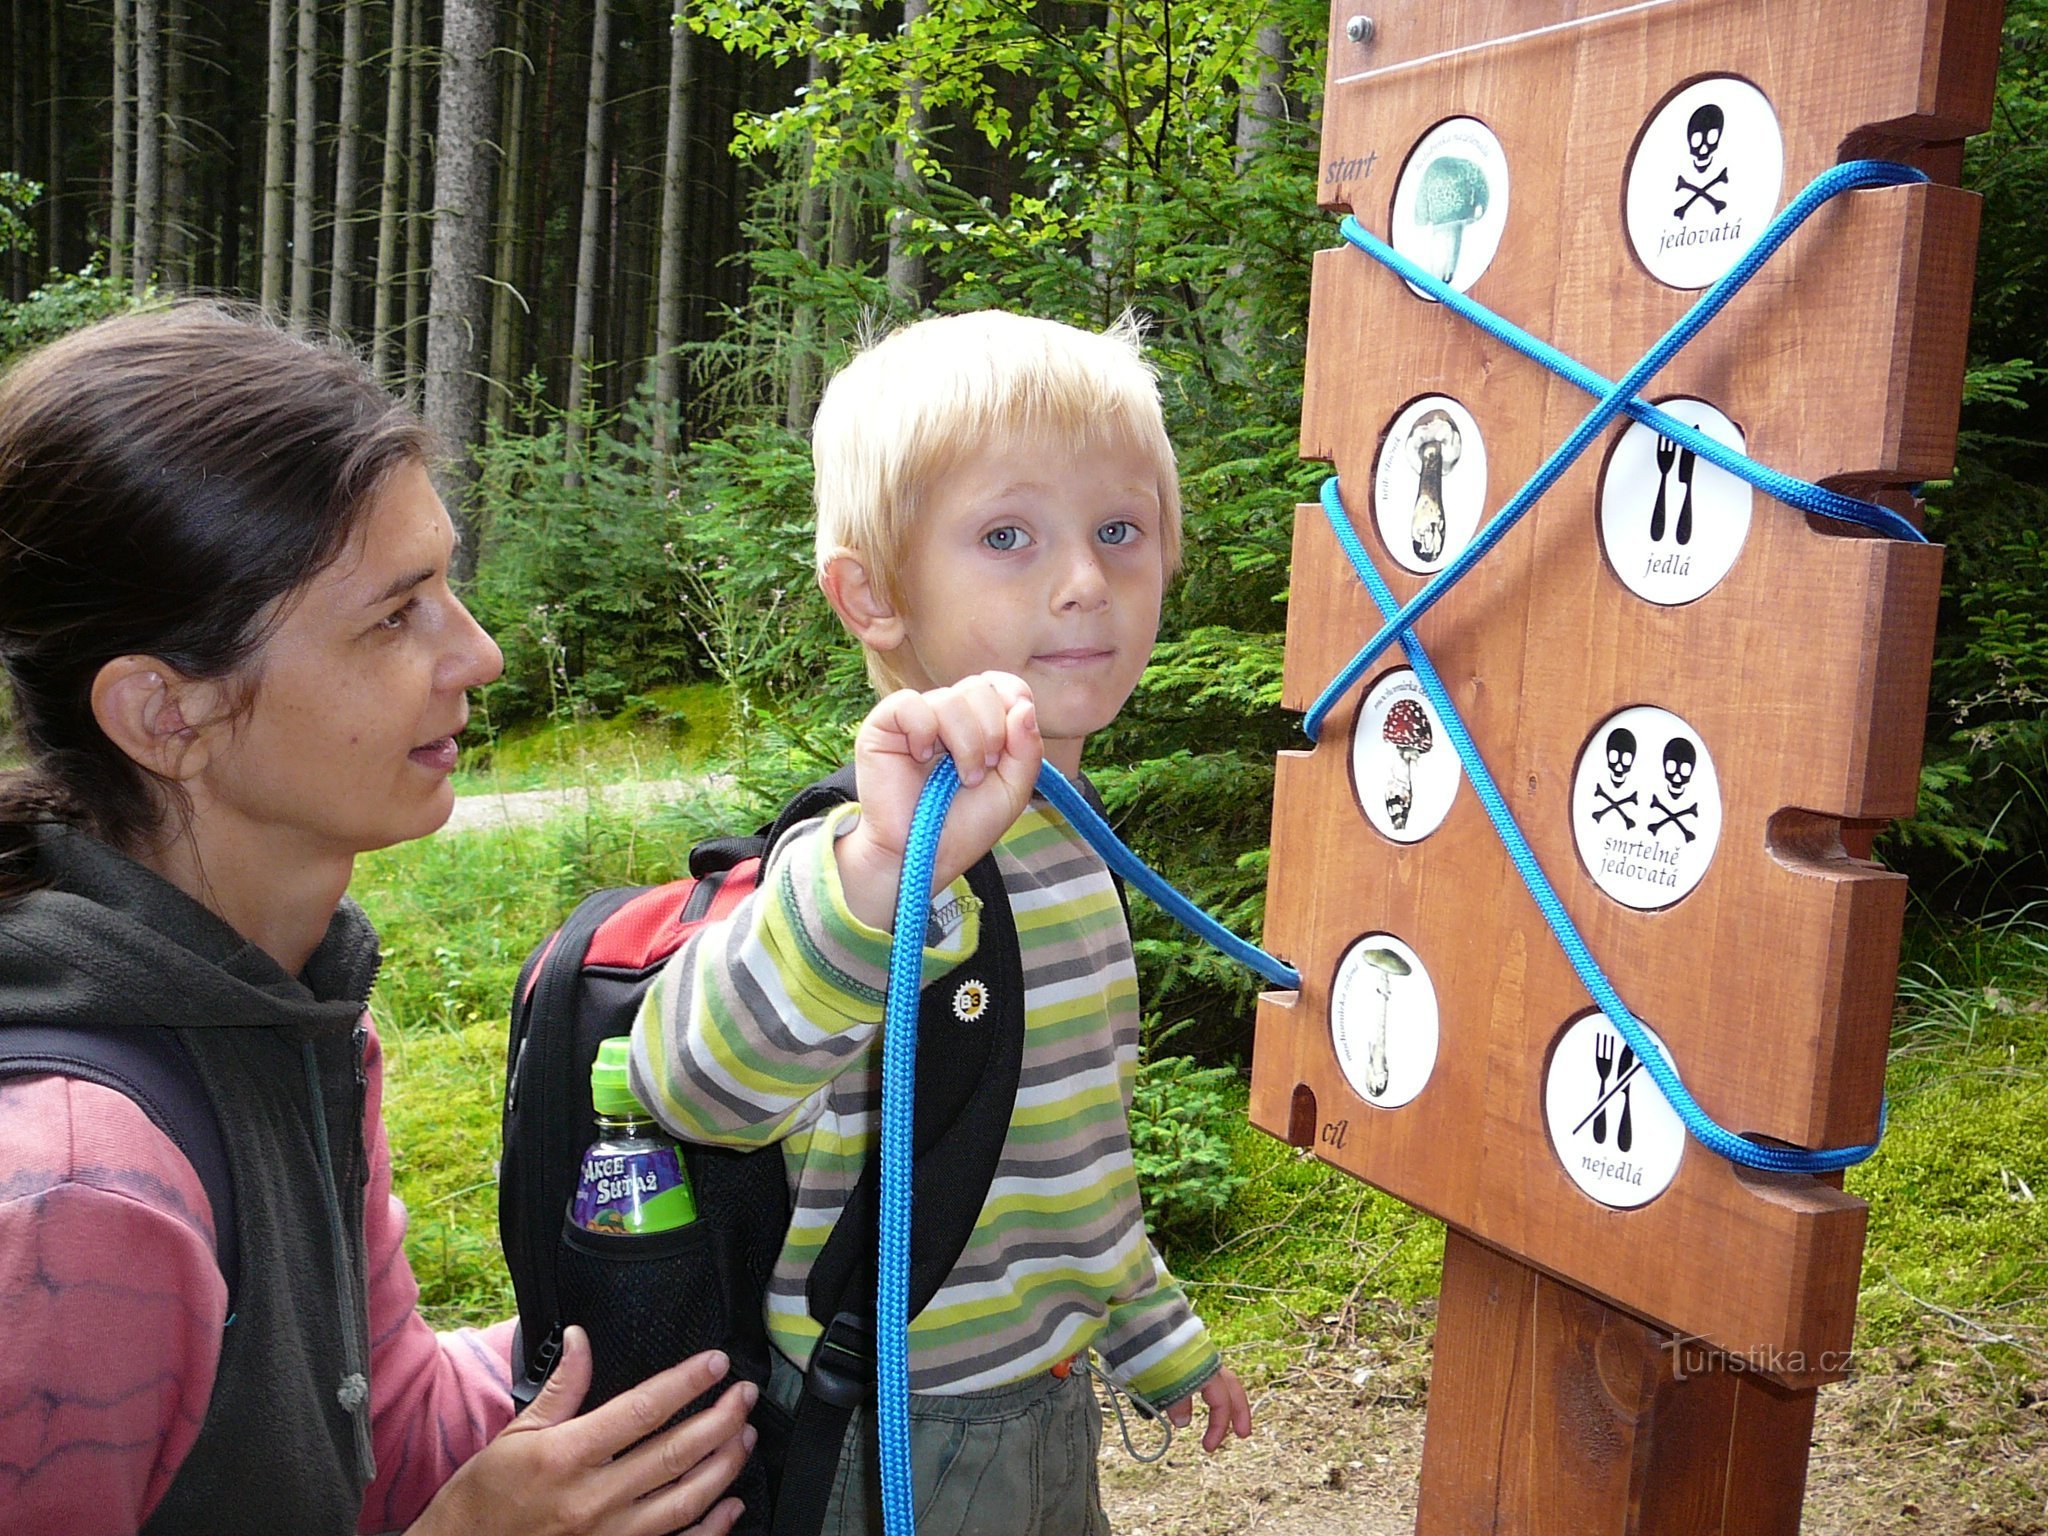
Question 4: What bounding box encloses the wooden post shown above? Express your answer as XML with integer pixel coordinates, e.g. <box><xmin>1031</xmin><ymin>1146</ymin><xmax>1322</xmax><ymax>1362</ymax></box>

<box><xmin>1249</xmin><ymin>3</ymin><xmax>2005</xmax><ymax>1529</ymax></box>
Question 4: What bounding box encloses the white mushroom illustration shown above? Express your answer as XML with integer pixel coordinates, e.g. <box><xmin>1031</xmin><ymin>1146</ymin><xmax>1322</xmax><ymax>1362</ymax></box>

<box><xmin>1414</xmin><ymin>155</ymin><xmax>1489</xmax><ymax>284</ymax></box>
<box><xmin>1360</xmin><ymin>946</ymin><xmax>1412</xmax><ymax>1099</ymax></box>
<box><xmin>1405</xmin><ymin>409</ymin><xmax>1463</xmax><ymax>563</ymax></box>
<box><xmin>1381</xmin><ymin>698</ymin><xmax>1433</xmax><ymax>831</ymax></box>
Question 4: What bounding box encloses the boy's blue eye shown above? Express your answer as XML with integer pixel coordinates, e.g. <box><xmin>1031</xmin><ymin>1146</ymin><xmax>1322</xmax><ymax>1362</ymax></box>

<box><xmin>983</xmin><ymin>526</ymin><xmax>1031</xmax><ymax>552</ymax></box>
<box><xmin>1098</xmin><ymin>520</ymin><xmax>1138</xmax><ymax>546</ymax></box>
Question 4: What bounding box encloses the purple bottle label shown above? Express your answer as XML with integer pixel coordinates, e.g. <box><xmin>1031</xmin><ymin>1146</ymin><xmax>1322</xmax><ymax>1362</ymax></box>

<box><xmin>570</xmin><ymin>1142</ymin><xmax>695</xmax><ymax>1234</ymax></box>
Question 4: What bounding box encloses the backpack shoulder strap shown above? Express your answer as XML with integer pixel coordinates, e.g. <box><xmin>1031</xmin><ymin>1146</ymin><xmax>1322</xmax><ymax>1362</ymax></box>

<box><xmin>0</xmin><ymin>1026</ymin><xmax>239</xmax><ymax>1309</ymax></box>
<box><xmin>761</xmin><ymin>763</ymin><xmax>859</xmax><ymax>854</ymax></box>
<box><xmin>772</xmin><ymin>842</ymin><xmax>1026</xmax><ymax>1536</ymax></box>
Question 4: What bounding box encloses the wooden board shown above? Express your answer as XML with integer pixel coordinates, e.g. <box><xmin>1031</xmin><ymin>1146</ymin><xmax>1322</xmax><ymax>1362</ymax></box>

<box><xmin>1250</xmin><ymin>0</ymin><xmax>2003</xmax><ymax>1385</ymax></box>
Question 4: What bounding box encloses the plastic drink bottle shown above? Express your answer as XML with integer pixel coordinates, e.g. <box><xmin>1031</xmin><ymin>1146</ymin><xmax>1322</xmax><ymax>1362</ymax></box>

<box><xmin>570</xmin><ymin>1036</ymin><xmax>697</xmax><ymax>1234</ymax></box>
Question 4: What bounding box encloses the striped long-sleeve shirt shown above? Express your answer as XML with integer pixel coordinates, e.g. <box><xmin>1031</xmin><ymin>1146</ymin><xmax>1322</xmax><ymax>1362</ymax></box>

<box><xmin>628</xmin><ymin>797</ymin><xmax>1220</xmax><ymax>1406</ymax></box>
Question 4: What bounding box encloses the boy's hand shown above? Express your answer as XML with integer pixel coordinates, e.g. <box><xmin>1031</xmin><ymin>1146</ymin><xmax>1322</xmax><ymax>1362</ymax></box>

<box><xmin>836</xmin><ymin>673</ymin><xmax>1042</xmax><ymax>931</ymax></box>
<box><xmin>1165</xmin><ymin>1366</ymin><xmax>1253</xmax><ymax>1453</ymax></box>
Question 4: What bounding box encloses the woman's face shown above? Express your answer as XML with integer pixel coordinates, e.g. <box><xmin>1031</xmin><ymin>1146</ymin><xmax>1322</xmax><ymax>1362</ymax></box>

<box><xmin>194</xmin><ymin>460</ymin><xmax>503</xmax><ymax>863</ymax></box>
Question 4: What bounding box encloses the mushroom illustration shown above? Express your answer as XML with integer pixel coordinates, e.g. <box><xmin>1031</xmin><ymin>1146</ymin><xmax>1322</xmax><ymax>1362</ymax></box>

<box><xmin>1360</xmin><ymin>946</ymin><xmax>1412</xmax><ymax>1099</ymax></box>
<box><xmin>1382</xmin><ymin>698</ymin><xmax>1433</xmax><ymax>831</ymax></box>
<box><xmin>1413</xmin><ymin>155</ymin><xmax>1489</xmax><ymax>284</ymax></box>
<box><xmin>1405</xmin><ymin>409</ymin><xmax>1463</xmax><ymax>563</ymax></box>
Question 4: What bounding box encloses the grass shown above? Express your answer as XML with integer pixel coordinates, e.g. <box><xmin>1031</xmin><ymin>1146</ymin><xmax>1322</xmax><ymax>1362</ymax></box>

<box><xmin>453</xmin><ymin>682</ymin><xmax>738</xmax><ymax>794</ymax></box>
<box><xmin>358</xmin><ymin>764</ymin><xmax>2048</xmax><ymax>1405</ymax></box>
<box><xmin>356</xmin><ymin>781</ymin><xmax>748</xmax><ymax>1326</ymax></box>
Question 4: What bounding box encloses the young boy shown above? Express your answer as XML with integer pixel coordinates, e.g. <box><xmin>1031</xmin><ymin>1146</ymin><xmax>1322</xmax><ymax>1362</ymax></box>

<box><xmin>629</xmin><ymin>310</ymin><xmax>1251</xmax><ymax>1532</ymax></box>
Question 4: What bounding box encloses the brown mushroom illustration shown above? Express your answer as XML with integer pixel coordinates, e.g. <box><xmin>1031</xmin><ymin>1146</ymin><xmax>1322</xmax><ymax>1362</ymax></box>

<box><xmin>1382</xmin><ymin>698</ymin><xmax>1434</xmax><ymax>831</ymax></box>
<box><xmin>1405</xmin><ymin>409</ymin><xmax>1463</xmax><ymax>563</ymax></box>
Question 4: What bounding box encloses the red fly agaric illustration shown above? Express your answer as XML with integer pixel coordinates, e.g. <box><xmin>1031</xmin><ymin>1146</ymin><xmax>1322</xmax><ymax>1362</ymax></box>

<box><xmin>1405</xmin><ymin>409</ymin><xmax>1464</xmax><ymax>563</ymax></box>
<box><xmin>1414</xmin><ymin>154</ymin><xmax>1490</xmax><ymax>284</ymax></box>
<box><xmin>1382</xmin><ymin>697</ymin><xmax>1434</xmax><ymax>831</ymax></box>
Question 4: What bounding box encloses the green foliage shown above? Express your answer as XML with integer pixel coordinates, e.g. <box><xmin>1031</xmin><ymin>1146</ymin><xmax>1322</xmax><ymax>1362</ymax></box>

<box><xmin>1895</xmin><ymin>5</ymin><xmax>2048</xmax><ymax>888</ymax></box>
<box><xmin>1127</xmin><ymin>1041</ymin><xmax>1249</xmax><ymax>1245</ymax></box>
<box><xmin>0</xmin><ymin>261</ymin><xmax>149</xmax><ymax>370</ymax></box>
<box><xmin>0</xmin><ymin>173</ymin><xmax>37</xmax><ymax>260</ymax></box>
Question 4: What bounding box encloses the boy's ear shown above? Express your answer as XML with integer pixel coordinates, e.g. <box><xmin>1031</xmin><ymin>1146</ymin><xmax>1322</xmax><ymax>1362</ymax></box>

<box><xmin>820</xmin><ymin>552</ymin><xmax>907</xmax><ymax>653</ymax></box>
<box><xmin>90</xmin><ymin>656</ymin><xmax>226</xmax><ymax>784</ymax></box>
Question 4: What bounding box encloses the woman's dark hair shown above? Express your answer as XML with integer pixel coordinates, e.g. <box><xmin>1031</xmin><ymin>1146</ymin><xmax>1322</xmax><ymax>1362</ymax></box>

<box><xmin>0</xmin><ymin>302</ymin><xmax>433</xmax><ymax>894</ymax></box>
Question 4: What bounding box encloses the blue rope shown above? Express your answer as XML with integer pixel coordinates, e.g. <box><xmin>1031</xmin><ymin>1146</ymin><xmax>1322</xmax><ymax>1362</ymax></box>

<box><xmin>875</xmin><ymin>757</ymin><xmax>1293</xmax><ymax>1530</ymax></box>
<box><xmin>1334</xmin><ymin>222</ymin><xmax>1928</xmax><ymax>547</ymax></box>
<box><xmin>876</xmin><ymin>757</ymin><xmax>958</xmax><ymax>1536</ymax></box>
<box><xmin>1320</xmin><ymin>474</ymin><xmax>1883</xmax><ymax>1174</ymax></box>
<box><xmin>1035</xmin><ymin>762</ymin><xmax>1301</xmax><ymax>990</ymax></box>
<box><xmin>1305</xmin><ymin>158</ymin><xmax>1930</xmax><ymax>744</ymax></box>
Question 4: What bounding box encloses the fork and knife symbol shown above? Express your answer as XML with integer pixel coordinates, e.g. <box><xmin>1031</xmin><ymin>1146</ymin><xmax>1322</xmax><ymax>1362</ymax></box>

<box><xmin>1649</xmin><ymin>434</ymin><xmax>1696</xmax><ymax>545</ymax></box>
<box><xmin>1578</xmin><ymin>1031</ymin><xmax>1638</xmax><ymax>1152</ymax></box>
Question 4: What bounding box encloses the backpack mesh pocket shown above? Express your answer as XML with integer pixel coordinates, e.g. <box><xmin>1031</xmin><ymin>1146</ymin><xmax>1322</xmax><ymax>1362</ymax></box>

<box><xmin>555</xmin><ymin>1211</ymin><xmax>781</xmax><ymax>1529</ymax></box>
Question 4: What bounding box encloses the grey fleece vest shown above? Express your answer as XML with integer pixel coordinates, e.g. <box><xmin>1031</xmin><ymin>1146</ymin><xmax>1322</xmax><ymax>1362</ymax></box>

<box><xmin>0</xmin><ymin>829</ymin><xmax>381</xmax><ymax>1534</ymax></box>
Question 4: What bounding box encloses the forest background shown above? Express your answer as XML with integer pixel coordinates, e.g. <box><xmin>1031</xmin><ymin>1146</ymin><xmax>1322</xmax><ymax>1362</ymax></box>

<box><xmin>2</xmin><ymin>2</ymin><xmax>2047</xmax><ymax>1526</ymax></box>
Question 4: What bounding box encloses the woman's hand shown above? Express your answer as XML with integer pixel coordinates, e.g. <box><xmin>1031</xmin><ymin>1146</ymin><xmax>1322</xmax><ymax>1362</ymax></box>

<box><xmin>408</xmin><ymin>1328</ymin><xmax>755</xmax><ymax>1536</ymax></box>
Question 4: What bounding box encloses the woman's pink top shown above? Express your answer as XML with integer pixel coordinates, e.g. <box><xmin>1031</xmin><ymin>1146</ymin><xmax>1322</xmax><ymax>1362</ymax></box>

<box><xmin>0</xmin><ymin>1020</ymin><xmax>516</xmax><ymax>1534</ymax></box>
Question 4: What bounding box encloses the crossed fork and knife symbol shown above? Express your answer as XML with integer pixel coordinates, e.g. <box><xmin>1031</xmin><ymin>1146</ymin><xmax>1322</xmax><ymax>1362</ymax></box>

<box><xmin>1575</xmin><ymin>1030</ymin><xmax>1639</xmax><ymax>1152</ymax></box>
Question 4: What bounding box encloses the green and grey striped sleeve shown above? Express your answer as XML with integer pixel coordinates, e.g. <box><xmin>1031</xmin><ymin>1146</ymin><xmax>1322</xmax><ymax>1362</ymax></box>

<box><xmin>628</xmin><ymin>802</ymin><xmax>981</xmax><ymax>1146</ymax></box>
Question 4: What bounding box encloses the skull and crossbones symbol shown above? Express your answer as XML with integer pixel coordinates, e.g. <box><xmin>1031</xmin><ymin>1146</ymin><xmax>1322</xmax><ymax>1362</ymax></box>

<box><xmin>1646</xmin><ymin>737</ymin><xmax>1701</xmax><ymax>842</ymax></box>
<box><xmin>1673</xmin><ymin>103</ymin><xmax>1729</xmax><ymax>220</ymax></box>
<box><xmin>1590</xmin><ymin>727</ymin><xmax>1640</xmax><ymax>828</ymax></box>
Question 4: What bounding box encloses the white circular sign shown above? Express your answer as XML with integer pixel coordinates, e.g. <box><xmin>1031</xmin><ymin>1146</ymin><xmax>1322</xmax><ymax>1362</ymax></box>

<box><xmin>1598</xmin><ymin>399</ymin><xmax>1752</xmax><ymax>604</ymax></box>
<box><xmin>1391</xmin><ymin>118</ymin><xmax>1510</xmax><ymax>296</ymax></box>
<box><xmin>1351</xmin><ymin>669</ymin><xmax>1462</xmax><ymax>842</ymax></box>
<box><xmin>1545</xmin><ymin>1012</ymin><xmax>1686</xmax><ymax>1208</ymax></box>
<box><xmin>1571</xmin><ymin>706</ymin><xmax>1722</xmax><ymax>909</ymax></box>
<box><xmin>1626</xmin><ymin>77</ymin><xmax>1783</xmax><ymax>289</ymax></box>
<box><xmin>1330</xmin><ymin>934</ymin><xmax>1438</xmax><ymax>1110</ymax></box>
<box><xmin>1373</xmin><ymin>396</ymin><xmax>1489</xmax><ymax>573</ymax></box>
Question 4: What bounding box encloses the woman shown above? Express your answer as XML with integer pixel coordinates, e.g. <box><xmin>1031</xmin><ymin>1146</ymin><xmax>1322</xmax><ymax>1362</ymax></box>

<box><xmin>0</xmin><ymin>304</ymin><xmax>752</xmax><ymax>1535</ymax></box>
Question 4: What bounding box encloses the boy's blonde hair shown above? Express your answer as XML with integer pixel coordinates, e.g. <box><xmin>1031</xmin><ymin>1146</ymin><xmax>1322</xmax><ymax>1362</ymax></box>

<box><xmin>813</xmin><ymin>310</ymin><xmax>1184</xmax><ymax>691</ymax></box>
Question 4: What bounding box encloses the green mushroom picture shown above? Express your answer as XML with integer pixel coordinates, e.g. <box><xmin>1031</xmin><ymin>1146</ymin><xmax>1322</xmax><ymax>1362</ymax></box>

<box><xmin>1414</xmin><ymin>154</ymin><xmax>1490</xmax><ymax>284</ymax></box>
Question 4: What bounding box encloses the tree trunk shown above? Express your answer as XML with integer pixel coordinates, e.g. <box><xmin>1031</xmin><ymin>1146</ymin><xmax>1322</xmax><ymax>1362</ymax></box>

<box><xmin>652</xmin><ymin>2</ymin><xmax>695</xmax><ymax>458</ymax></box>
<box><xmin>161</xmin><ymin>0</ymin><xmax>189</xmax><ymax>288</ymax></box>
<box><xmin>784</xmin><ymin>24</ymin><xmax>826</xmax><ymax>433</ymax></box>
<box><xmin>8</xmin><ymin>0</ymin><xmax>26</xmax><ymax>298</ymax></box>
<box><xmin>563</xmin><ymin>0</ymin><xmax>611</xmax><ymax>465</ymax></box>
<box><xmin>370</xmin><ymin>0</ymin><xmax>407</xmax><ymax>382</ymax></box>
<box><xmin>289</xmin><ymin>0</ymin><xmax>317</xmax><ymax>330</ymax></box>
<box><xmin>402</xmin><ymin>0</ymin><xmax>425</xmax><ymax>394</ymax></box>
<box><xmin>44</xmin><ymin>0</ymin><xmax>60</xmax><ymax>273</ymax></box>
<box><xmin>883</xmin><ymin>0</ymin><xmax>927</xmax><ymax>308</ymax></box>
<box><xmin>1225</xmin><ymin>22</ymin><xmax>1290</xmax><ymax>358</ymax></box>
<box><xmin>486</xmin><ymin>0</ymin><xmax>528</xmax><ymax>431</ymax></box>
<box><xmin>424</xmin><ymin>0</ymin><xmax>496</xmax><ymax>574</ymax></box>
<box><xmin>527</xmin><ymin>1</ymin><xmax>559</xmax><ymax>399</ymax></box>
<box><xmin>131</xmin><ymin>0</ymin><xmax>161</xmax><ymax>295</ymax></box>
<box><xmin>329</xmin><ymin>0</ymin><xmax>364</xmax><ymax>333</ymax></box>
<box><xmin>260</xmin><ymin>0</ymin><xmax>288</xmax><ymax>312</ymax></box>
<box><xmin>111</xmin><ymin>0</ymin><xmax>132</xmax><ymax>285</ymax></box>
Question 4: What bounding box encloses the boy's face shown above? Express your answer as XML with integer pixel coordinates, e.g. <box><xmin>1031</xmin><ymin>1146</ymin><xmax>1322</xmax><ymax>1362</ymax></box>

<box><xmin>881</xmin><ymin>431</ymin><xmax>1167</xmax><ymax>776</ymax></box>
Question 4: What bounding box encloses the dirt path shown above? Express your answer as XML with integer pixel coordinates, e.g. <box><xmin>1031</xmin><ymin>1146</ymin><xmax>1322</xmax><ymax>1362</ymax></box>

<box><xmin>444</xmin><ymin>776</ymin><xmax>723</xmax><ymax>834</ymax></box>
<box><xmin>1095</xmin><ymin>1314</ymin><xmax>2048</xmax><ymax>1534</ymax></box>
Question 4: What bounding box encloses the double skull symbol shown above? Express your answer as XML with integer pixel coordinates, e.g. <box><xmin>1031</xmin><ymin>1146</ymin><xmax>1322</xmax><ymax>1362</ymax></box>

<box><xmin>1589</xmin><ymin>727</ymin><xmax>1700</xmax><ymax>843</ymax></box>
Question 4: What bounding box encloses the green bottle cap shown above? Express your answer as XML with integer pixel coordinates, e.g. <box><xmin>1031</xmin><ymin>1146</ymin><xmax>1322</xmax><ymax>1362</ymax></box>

<box><xmin>590</xmin><ymin>1036</ymin><xmax>653</xmax><ymax>1119</ymax></box>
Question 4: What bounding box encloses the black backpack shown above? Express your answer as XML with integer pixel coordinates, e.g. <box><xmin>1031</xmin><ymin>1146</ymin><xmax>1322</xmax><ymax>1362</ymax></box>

<box><xmin>0</xmin><ymin>1025</ymin><xmax>240</xmax><ymax>1308</ymax></box>
<box><xmin>500</xmin><ymin>766</ymin><xmax>1090</xmax><ymax>1536</ymax></box>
